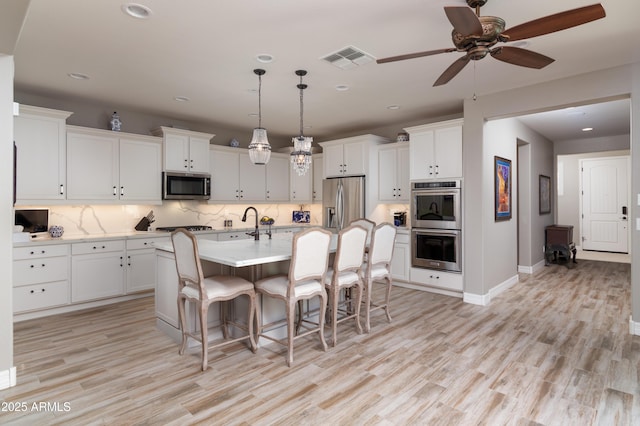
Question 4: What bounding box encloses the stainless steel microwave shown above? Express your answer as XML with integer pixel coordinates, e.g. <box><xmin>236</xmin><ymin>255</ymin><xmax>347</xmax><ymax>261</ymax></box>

<box><xmin>162</xmin><ymin>172</ymin><xmax>210</xmax><ymax>200</ymax></box>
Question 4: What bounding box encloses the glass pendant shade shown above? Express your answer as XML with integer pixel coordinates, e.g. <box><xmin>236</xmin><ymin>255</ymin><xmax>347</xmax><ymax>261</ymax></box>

<box><xmin>290</xmin><ymin>135</ymin><xmax>313</xmax><ymax>176</ymax></box>
<box><xmin>248</xmin><ymin>69</ymin><xmax>271</xmax><ymax>165</ymax></box>
<box><xmin>248</xmin><ymin>127</ymin><xmax>271</xmax><ymax>165</ymax></box>
<box><xmin>291</xmin><ymin>70</ymin><xmax>313</xmax><ymax>176</ymax></box>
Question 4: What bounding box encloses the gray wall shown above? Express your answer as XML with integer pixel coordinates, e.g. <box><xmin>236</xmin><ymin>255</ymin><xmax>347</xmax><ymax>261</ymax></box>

<box><xmin>463</xmin><ymin>64</ymin><xmax>637</xmax><ymax>301</ymax></box>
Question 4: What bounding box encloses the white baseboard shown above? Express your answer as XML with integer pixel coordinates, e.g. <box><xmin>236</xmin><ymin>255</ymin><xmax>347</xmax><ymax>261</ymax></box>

<box><xmin>463</xmin><ymin>274</ymin><xmax>519</xmax><ymax>306</ymax></box>
<box><xmin>518</xmin><ymin>260</ymin><xmax>546</xmax><ymax>275</ymax></box>
<box><xmin>629</xmin><ymin>316</ymin><xmax>640</xmax><ymax>336</ymax></box>
<box><xmin>0</xmin><ymin>366</ymin><xmax>16</xmax><ymax>390</ymax></box>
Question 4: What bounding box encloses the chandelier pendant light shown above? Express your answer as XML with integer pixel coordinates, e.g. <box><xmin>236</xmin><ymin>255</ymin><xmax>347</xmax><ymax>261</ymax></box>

<box><xmin>248</xmin><ymin>68</ymin><xmax>271</xmax><ymax>165</ymax></box>
<box><xmin>291</xmin><ymin>70</ymin><xmax>313</xmax><ymax>176</ymax></box>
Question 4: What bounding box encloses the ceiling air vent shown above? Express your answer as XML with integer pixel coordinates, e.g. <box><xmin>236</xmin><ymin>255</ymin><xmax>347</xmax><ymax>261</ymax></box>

<box><xmin>321</xmin><ymin>46</ymin><xmax>374</xmax><ymax>70</ymax></box>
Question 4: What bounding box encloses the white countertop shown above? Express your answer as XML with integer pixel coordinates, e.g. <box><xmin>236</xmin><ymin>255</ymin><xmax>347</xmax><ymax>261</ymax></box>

<box><xmin>155</xmin><ymin>233</ymin><xmax>338</xmax><ymax>268</ymax></box>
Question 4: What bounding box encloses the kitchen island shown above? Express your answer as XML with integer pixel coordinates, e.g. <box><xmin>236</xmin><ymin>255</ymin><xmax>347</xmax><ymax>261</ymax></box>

<box><xmin>154</xmin><ymin>232</ymin><xmax>337</xmax><ymax>343</ymax></box>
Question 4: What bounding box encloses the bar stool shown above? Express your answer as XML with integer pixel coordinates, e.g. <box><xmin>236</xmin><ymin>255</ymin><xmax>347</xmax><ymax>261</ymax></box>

<box><xmin>171</xmin><ymin>228</ymin><xmax>257</xmax><ymax>371</ymax></box>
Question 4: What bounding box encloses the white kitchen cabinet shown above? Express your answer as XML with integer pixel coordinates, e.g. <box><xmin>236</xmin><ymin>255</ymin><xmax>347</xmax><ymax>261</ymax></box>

<box><xmin>378</xmin><ymin>144</ymin><xmax>410</xmax><ymax>202</ymax></box>
<box><xmin>66</xmin><ymin>126</ymin><xmax>162</xmax><ymax>203</ymax></box>
<box><xmin>290</xmin><ymin>158</ymin><xmax>313</xmax><ymax>203</ymax></box>
<box><xmin>320</xmin><ymin>134</ymin><xmax>389</xmax><ymax>178</ymax></box>
<box><xmin>152</xmin><ymin>126</ymin><xmax>213</xmax><ymax>174</ymax></box>
<box><xmin>126</xmin><ymin>237</ymin><xmax>168</xmax><ymax>293</ymax></box>
<box><xmin>239</xmin><ymin>153</ymin><xmax>267</xmax><ymax>201</ymax></box>
<box><xmin>409</xmin><ymin>267</ymin><xmax>463</xmax><ymax>293</ymax></box>
<box><xmin>405</xmin><ymin>119</ymin><xmax>463</xmax><ymax>180</ymax></box>
<box><xmin>312</xmin><ymin>154</ymin><xmax>323</xmax><ymax>202</ymax></box>
<box><xmin>390</xmin><ymin>230</ymin><xmax>410</xmax><ymax>282</ymax></box>
<box><xmin>266</xmin><ymin>154</ymin><xmax>290</xmax><ymax>201</ymax></box>
<box><xmin>71</xmin><ymin>240</ymin><xmax>126</xmax><ymax>302</ymax></box>
<box><xmin>209</xmin><ymin>147</ymin><xmax>241</xmax><ymax>201</ymax></box>
<box><xmin>13</xmin><ymin>244</ymin><xmax>70</xmax><ymax>313</ymax></box>
<box><xmin>13</xmin><ymin>105</ymin><xmax>73</xmax><ymax>204</ymax></box>
<box><xmin>210</xmin><ymin>146</ymin><xmax>290</xmax><ymax>202</ymax></box>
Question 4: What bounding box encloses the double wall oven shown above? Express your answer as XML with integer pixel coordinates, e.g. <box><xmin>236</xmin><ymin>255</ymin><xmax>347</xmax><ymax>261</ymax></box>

<box><xmin>411</xmin><ymin>180</ymin><xmax>462</xmax><ymax>273</ymax></box>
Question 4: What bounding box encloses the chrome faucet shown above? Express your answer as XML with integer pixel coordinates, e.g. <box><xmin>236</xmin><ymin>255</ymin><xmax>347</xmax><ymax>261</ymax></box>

<box><xmin>242</xmin><ymin>206</ymin><xmax>260</xmax><ymax>240</ymax></box>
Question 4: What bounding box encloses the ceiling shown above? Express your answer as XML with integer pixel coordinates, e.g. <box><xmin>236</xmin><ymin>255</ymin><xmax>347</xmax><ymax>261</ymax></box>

<box><xmin>11</xmin><ymin>0</ymin><xmax>639</xmax><ymax>146</ymax></box>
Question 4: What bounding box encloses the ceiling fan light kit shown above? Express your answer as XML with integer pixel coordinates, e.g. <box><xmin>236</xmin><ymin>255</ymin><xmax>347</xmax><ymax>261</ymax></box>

<box><xmin>377</xmin><ymin>1</ymin><xmax>606</xmax><ymax>87</ymax></box>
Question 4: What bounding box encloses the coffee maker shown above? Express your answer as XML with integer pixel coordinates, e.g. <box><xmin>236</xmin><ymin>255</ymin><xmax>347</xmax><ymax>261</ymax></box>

<box><xmin>393</xmin><ymin>212</ymin><xmax>406</xmax><ymax>227</ymax></box>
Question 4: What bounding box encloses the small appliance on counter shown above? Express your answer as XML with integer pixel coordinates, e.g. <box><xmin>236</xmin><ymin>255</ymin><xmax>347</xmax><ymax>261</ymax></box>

<box><xmin>15</xmin><ymin>209</ymin><xmax>48</xmax><ymax>234</ymax></box>
<box><xmin>393</xmin><ymin>212</ymin><xmax>407</xmax><ymax>227</ymax></box>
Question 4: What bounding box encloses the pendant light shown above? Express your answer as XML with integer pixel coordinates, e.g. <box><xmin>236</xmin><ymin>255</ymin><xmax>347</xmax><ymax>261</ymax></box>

<box><xmin>290</xmin><ymin>70</ymin><xmax>313</xmax><ymax>176</ymax></box>
<box><xmin>248</xmin><ymin>68</ymin><xmax>271</xmax><ymax>165</ymax></box>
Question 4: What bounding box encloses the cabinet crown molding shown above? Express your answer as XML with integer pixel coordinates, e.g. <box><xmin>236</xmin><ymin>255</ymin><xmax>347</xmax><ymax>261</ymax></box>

<box><xmin>151</xmin><ymin>126</ymin><xmax>215</xmax><ymax>141</ymax></box>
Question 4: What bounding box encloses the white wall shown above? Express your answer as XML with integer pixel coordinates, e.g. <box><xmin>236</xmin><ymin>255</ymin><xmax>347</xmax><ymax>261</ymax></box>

<box><xmin>0</xmin><ymin>55</ymin><xmax>15</xmax><ymax>388</ymax></box>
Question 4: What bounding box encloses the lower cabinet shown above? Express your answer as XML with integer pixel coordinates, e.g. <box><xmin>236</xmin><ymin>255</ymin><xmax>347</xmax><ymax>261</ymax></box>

<box><xmin>13</xmin><ymin>244</ymin><xmax>70</xmax><ymax>313</ymax></box>
<box><xmin>126</xmin><ymin>237</ymin><xmax>169</xmax><ymax>293</ymax></box>
<box><xmin>71</xmin><ymin>240</ymin><xmax>126</xmax><ymax>302</ymax></box>
<box><xmin>390</xmin><ymin>230</ymin><xmax>410</xmax><ymax>282</ymax></box>
<box><xmin>409</xmin><ymin>267</ymin><xmax>463</xmax><ymax>293</ymax></box>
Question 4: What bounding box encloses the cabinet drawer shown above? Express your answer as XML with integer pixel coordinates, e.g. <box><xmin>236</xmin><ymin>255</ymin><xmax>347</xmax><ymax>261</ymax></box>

<box><xmin>14</xmin><ymin>280</ymin><xmax>69</xmax><ymax>313</ymax></box>
<box><xmin>14</xmin><ymin>256</ymin><xmax>69</xmax><ymax>286</ymax></box>
<box><xmin>395</xmin><ymin>232</ymin><xmax>410</xmax><ymax>244</ymax></box>
<box><xmin>126</xmin><ymin>237</ymin><xmax>168</xmax><ymax>250</ymax></box>
<box><xmin>72</xmin><ymin>240</ymin><xmax>125</xmax><ymax>255</ymax></box>
<box><xmin>14</xmin><ymin>244</ymin><xmax>69</xmax><ymax>260</ymax></box>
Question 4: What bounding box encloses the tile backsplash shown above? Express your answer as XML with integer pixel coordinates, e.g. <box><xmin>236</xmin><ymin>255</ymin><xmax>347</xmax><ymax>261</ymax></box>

<box><xmin>20</xmin><ymin>202</ymin><xmax>323</xmax><ymax>236</ymax></box>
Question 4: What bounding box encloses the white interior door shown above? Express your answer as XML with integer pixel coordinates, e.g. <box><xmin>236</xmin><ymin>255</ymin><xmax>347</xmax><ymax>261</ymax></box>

<box><xmin>581</xmin><ymin>157</ymin><xmax>629</xmax><ymax>252</ymax></box>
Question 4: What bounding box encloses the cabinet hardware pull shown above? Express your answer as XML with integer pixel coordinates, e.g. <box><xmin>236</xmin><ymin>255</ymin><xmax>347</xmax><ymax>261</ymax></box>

<box><xmin>60</xmin><ymin>184</ymin><xmax>64</xmax><ymax>195</ymax></box>
<box><xmin>120</xmin><ymin>186</ymin><xmax>124</xmax><ymax>196</ymax></box>
<box><xmin>113</xmin><ymin>186</ymin><xmax>117</xmax><ymax>196</ymax></box>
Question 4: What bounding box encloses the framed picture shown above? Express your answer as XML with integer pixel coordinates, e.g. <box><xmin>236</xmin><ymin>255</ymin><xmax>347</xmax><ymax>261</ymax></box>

<box><xmin>539</xmin><ymin>174</ymin><xmax>551</xmax><ymax>214</ymax></box>
<box><xmin>494</xmin><ymin>156</ymin><xmax>512</xmax><ymax>221</ymax></box>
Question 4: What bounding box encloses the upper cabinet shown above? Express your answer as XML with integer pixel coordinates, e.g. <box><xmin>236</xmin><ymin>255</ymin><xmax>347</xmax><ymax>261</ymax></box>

<box><xmin>319</xmin><ymin>134</ymin><xmax>389</xmax><ymax>178</ymax></box>
<box><xmin>209</xmin><ymin>146</ymin><xmax>289</xmax><ymax>203</ymax></box>
<box><xmin>290</xmin><ymin>159</ymin><xmax>313</xmax><ymax>203</ymax></box>
<box><xmin>378</xmin><ymin>143</ymin><xmax>410</xmax><ymax>202</ymax></box>
<box><xmin>312</xmin><ymin>154</ymin><xmax>323</xmax><ymax>202</ymax></box>
<box><xmin>66</xmin><ymin>126</ymin><xmax>162</xmax><ymax>204</ymax></box>
<box><xmin>405</xmin><ymin>119</ymin><xmax>463</xmax><ymax>180</ymax></box>
<box><xmin>151</xmin><ymin>126</ymin><xmax>214</xmax><ymax>174</ymax></box>
<box><xmin>14</xmin><ymin>105</ymin><xmax>73</xmax><ymax>204</ymax></box>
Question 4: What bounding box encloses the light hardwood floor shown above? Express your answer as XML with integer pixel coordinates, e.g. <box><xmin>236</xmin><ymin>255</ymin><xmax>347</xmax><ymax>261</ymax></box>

<box><xmin>2</xmin><ymin>259</ymin><xmax>639</xmax><ymax>425</ymax></box>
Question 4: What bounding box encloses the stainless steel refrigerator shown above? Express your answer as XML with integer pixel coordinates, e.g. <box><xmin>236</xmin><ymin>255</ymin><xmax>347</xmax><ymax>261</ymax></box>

<box><xmin>322</xmin><ymin>176</ymin><xmax>365</xmax><ymax>231</ymax></box>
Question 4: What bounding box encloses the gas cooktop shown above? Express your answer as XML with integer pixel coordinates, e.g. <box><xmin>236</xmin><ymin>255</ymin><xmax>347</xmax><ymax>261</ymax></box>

<box><xmin>155</xmin><ymin>225</ymin><xmax>213</xmax><ymax>232</ymax></box>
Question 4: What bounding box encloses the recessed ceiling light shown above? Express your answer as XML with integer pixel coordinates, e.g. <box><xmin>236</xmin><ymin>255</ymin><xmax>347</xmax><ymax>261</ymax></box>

<box><xmin>122</xmin><ymin>3</ymin><xmax>152</xmax><ymax>19</ymax></box>
<box><xmin>174</xmin><ymin>96</ymin><xmax>190</xmax><ymax>102</ymax></box>
<box><xmin>68</xmin><ymin>72</ymin><xmax>89</xmax><ymax>80</ymax></box>
<box><xmin>582</xmin><ymin>127</ymin><xmax>593</xmax><ymax>132</ymax></box>
<box><xmin>335</xmin><ymin>85</ymin><xmax>349</xmax><ymax>92</ymax></box>
<box><xmin>256</xmin><ymin>54</ymin><xmax>274</xmax><ymax>64</ymax></box>
<box><xmin>386</xmin><ymin>105</ymin><xmax>400</xmax><ymax>110</ymax></box>
<box><xmin>248</xmin><ymin>113</ymin><xmax>258</xmax><ymax>118</ymax></box>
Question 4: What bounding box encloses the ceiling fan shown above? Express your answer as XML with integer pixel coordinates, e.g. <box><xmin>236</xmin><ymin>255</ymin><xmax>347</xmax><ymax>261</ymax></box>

<box><xmin>376</xmin><ymin>1</ymin><xmax>606</xmax><ymax>86</ymax></box>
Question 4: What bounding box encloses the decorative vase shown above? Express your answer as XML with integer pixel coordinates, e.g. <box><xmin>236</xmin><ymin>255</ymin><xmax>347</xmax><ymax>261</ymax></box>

<box><xmin>229</xmin><ymin>138</ymin><xmax>240</xmax><ymax>148</ymax></box>
<box><xmin>110</xmin><ymin>112</ymin><xmax>122</xmax><ymax>131</ymax></box>
<box><xmin>49</xmin><ymin>225</ymin><xmax>64</xmax><ymax>238</ymax></box>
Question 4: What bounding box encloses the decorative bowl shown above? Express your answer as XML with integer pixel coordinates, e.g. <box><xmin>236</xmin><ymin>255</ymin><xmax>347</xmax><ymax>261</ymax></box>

<box><xmin>49</xmin><ymin>225</ymin><xmax>64</xmax><ymax>238</ymax></box>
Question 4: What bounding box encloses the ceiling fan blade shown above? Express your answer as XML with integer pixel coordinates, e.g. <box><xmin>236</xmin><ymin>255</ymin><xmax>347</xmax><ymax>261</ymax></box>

<box><xmin>433</xmin><ymin>56</ymin><xmax>471</xmax><ymax>86</ymax></box>
<box><xmin>444</xmin><ymin>6</ymin><xmax>483</xmax><ymax>36</ymax></box>
<box><xmin>503</xmin><ymin>3</ymin><xmax>605</xmax><ymax>41</ymax></box>
<box><xmin>376</xmin><ymin>48</ymin><xmax>455</xmax><ymax>64</ymax></box>
<box><xmin>490</xmin><ymin>46</ymin><xmax>555</xmax><ymax>69</ymax></box>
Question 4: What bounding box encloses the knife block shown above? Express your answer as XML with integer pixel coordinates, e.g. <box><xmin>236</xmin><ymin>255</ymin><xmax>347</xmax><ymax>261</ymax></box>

<box><xmin>134</xmin><ymin>217</ymin><xmax>151</xmax><ymax>231</ymax></box>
